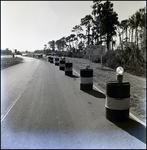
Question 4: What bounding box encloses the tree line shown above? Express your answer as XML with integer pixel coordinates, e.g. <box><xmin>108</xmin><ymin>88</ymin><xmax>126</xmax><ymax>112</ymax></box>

<box><xmin>38</xmin><ymin>0</ymin><xmax>146</xmax><ymax>77</ymax></box>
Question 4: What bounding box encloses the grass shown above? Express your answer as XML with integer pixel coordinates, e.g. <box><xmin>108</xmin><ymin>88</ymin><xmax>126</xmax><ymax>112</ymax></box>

<box><xmin>66</xmin><ymin>57</ymin><xmax>146</xmax><ymax>123</ymax></box>
<box><xmin>1</xmin><ymin>56</ymin><xmax>23</xmax><ymax>70</ymax></box>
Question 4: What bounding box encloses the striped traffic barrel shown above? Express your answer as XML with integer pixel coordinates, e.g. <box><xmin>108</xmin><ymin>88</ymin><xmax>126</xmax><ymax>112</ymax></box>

<box><xmin>59</xmin><ymin>59</ymin><xmax>65</xmax><ymax>70</ymax></box>
<box><xmin>105</xmin><ymin>81</ymin><xmax>130</xmax><ymax>122</ymax></box>
<box><xmin>55</xmin><ymin>57</ymin><xmax>59</xmax><ymax>66</ymax></box>
<box><xmin>65</xmin><ymin>62</ymin><xmax>73</xmax><ymax>76</ymax></box>
<box><xmin>80</xmin><ymin>69</ymin><xmax>93</xmax><ymax>91</ymax></box>
<box><xmin>50</xmin><ymin>57</ymin><xmax>54</xmax><ymax>63</ymax></box>
<box><xmin>48</xmin><ymin>56</ymin><xmax>51</xmax><ymax>62</ymax></box>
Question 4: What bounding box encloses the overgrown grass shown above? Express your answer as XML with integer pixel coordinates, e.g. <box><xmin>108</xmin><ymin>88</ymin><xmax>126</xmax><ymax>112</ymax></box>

<box><xmin>1</xmin><ymin>56</ymin><xmax>23</xmax><ymax>70</ymax></box>
<box><xmin>64</xmin><ymin>44</ymin><xmax>146</xmax><ymax>78</ymax></box>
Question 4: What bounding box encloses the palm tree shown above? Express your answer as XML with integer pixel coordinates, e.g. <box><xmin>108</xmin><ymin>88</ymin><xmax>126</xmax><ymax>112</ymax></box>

<box><xmin>116</xmin><ymin>22</ymin><xmax>123</xmax><ymax>50</ymax></box>
<box><xmin>137</xmin><ymin>8</ymin><xmax>146</xmax><ymax>50</ymax></box>
<box><xmin>65</xmin><ymin>36</ymin><xmax>71</xmax><ymax>51</ymax></box>
<box><xmin>80</xmin><ymin>14</ymin><xmax>93</xmax><ymax>45</ymax></box>
<box><xmin>56</xmin><ymin>37</ymin><xmax>67</xmax><ymax>51</ymax></box>
<box><xmin>129</xmin><ymin>14</ymin><xmax>136</xmax><ymax>43</ymax></box>
<box><xmin>91</xmin><ymin>0</ymin><xmax>119</xmax><ymax>50</ymax></box>
<box><xmin>69</xmin><ymin>34</ymin><xmax>76</xmax><ymax>50</ymax></box>
<box><xmin>48</xmin><ymin>40</ymin><xmax>55</xmax><ymax>51</ymax></box>
<box><xmin>120</xmin><ymin>19</ymin><xmax>129</xmax><ymax>43</ymax></box>
<box><xmin>91</xmin><ymin>1</ymin><xmax>104</xmax><ymax>45</ymax></box>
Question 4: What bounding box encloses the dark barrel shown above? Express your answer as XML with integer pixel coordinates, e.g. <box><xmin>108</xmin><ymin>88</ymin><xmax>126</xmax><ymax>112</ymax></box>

<box><xmin>105</xmin><ymin>81</ymin><xmax>130</xmax><ymax>122</ymax></box>
<box><xmin>80</xmin><ymin>69</ymin><xmax>93</xmax><ymax>91</ymax></box>
<box><xmin>59</xmin><ymin>60</ymin><xmax>65</xmax><ymax>70</ymax></box>
<box><xmin>65</xmin><ymin>62</ymin><xmax>73</xmax><ymax>76</ymax></box>
<box><xmin>55</xmin><ymin>57</ymin><xmax>59</xmax><ymax>66</ymax></box>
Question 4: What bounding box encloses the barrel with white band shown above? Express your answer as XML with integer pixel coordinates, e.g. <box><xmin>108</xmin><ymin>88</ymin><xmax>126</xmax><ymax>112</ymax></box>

<box><xmin>55</xmin><ymin>58</ymin><xmax>59</xmax><ymax>66</ymax></box>
<box><xmin>80</xmin><ymin>69</ymin><xmax>93</xmax><ymax>90</ymax></box>
<box><xmin>105</xmin><ymin>81</ymin><xmax>130</xmax><ymax>122</ymax></box>
<box><xmin>50</xmin><ymin>57</ymin><xmax>54</xmax><ymax>63</ymax></box>
<box><xmin>59</xmin><ymin>60</ymin><xmax>65</xmax><ymax>70</ymax></box>
<box><xmin>65</xmin><ymin>62</ymin><xmax>73</xmax><ymax>76</ymax></box>
<box><xmin>48</xmin><ymin>56</ymin><xmax>51</xmax><ymax>62</ymax></box>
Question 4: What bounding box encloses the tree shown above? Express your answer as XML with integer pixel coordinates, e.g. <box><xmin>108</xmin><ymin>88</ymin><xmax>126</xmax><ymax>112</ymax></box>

<box><xmin>69</xmin><ymin>34</ymin><xmax>76</xmax><ymax>50</ymax></box>
<box><xmin>65</xmin><ymin>36</ymin><xmax>71</xmax><ymax>50</ymax></box>
<box><xmin>127</xmin><ymin>7</ymin><xmax>146</xmax><ymax>52</ymax></box>
<box><xmin>92</xmin><ymin>0</ymin><xmax>119</xmax><ymax>50</ymax></box>
<box><xmin>116</xmin><ymin>22</ymin><xmax>123</xmax><ymax>50</ymax></box>
<box><xmin>48</xmin><ymin>40</ymin><xmax>55</xmax><ymax>51</ymax></box>
<box><xmin>56</xmin><ymin>37</ymin><xmax>67</xmax><ymax>51</ymax></box>
<box><xmin>91</xmin><ymin>0</ymin><xmax>104</xmax><ymax>44</ymax></box>
<box><xmin>80</xmin><ymin>14</ymin><xmax>93</xmax><ymax>45</ymax></box>
<box><xmin>71</xmin><ymin>25</ymin><xmax>83</xmax><ymax>49</ymax></box>
<box><xmin>78</xmin><ymin>41</ymin><xmax>85</xmax><ymax>52</ymax></box>
<box><xmin>120</xmin><ymin>19</ymin><xmax>129</xmax><ymax>43</ymax></box>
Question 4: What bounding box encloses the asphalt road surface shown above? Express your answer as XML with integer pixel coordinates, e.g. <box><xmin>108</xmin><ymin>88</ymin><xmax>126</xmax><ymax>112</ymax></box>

<box><xmin>1</xmin><ymin>56</ymin><xmax>146</xmax><ymax>149</ymax></box>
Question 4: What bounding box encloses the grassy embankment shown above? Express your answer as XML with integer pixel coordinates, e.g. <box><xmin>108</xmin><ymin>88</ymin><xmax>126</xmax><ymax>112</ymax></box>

<box><xmin>66</xmin><ymin>57</ymin><xmax>146</xmax><ymax>123</ymax></box>
<box><xmin>1</xmin><ymin>55</ymin><xmax>23</xmax><ymax>70</ymax></box>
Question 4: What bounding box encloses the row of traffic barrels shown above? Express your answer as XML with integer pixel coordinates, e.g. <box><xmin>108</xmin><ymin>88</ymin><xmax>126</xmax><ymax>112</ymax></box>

<box><xmin>80</xmin><ymin>67</ymin><xmax>130</xmax><ymax>122</ymax></box>
<box><xmin>48</xmin><ymin>56</ymin><xmax>130</xmax><ymax>122</ymax></box>
<box><xmin>48</xmin><ymin>56</ymin><xmax>73</xmax><ymax>76</ymax></box>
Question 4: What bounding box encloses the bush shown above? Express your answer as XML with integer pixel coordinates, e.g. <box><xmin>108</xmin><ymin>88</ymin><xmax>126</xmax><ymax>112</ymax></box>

<box><xmin>102</xmin><ymin>45</ymin><xmax>146</xmax><ymax>77</ymax></box>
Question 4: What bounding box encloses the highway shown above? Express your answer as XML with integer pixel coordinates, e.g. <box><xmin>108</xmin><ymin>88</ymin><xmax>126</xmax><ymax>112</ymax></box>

<box><xmin>1</xmin><ymin>56</ymin><xmax>146</xmax><ymax>149</ymax></box>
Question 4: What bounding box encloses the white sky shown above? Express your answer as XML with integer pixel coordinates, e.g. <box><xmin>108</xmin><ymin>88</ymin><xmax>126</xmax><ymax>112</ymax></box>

<box><xmin>1</xmin><ymin>1</ymin><xmax>146</xmax><ymax>52</ymax></box>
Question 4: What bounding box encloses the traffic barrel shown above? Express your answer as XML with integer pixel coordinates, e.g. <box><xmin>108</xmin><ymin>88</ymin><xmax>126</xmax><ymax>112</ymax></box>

<box><xmin>59</xmin><ymin>59</ymin><xmax>65</xmax><ymax>70</ymax></box>
<box><xmin>48</xmin><ymin>56</ymin><xmax>51</xmax><ymax>62</ymax></box>
<box><xmin>105</xmin><ymin>81</ymin><xmax>130</xmax><ymax>122</ymax></box>
<box><xmin>55</xmin><ymin>57</ymin><xmax>59</xmax><ymax>66</ymax></box>
<box><xmin>50</xmin><ymin>57</ymin><xmax>54</xmax><ymax>63</ymax></box>
<box><xmin>65</xmin><ymin>62</ymin><xmax>73</xmax><ymax>76</ymax></box>
<box><xmin>80</xmin><ymin>68</ymin><xmax>93</xmax><ymax>90</ymax></box>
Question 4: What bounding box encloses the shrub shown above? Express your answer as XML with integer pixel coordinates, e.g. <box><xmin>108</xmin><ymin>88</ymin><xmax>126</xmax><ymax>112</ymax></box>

<box><xmin>102</xmin><ymin>44</ymin><xmax>146</xmax><ymax>77</ymax></box>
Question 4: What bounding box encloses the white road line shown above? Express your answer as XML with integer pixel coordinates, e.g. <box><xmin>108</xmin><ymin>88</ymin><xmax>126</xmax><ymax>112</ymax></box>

<box><xmin>1</xmin><ymin>91</ymin><xmax>24</xmax><ymax>122</ymax></box>
<box><xmin>1</xmin><ymin>76</ymin><xmax>33</xmax><ymax>123</ymax></box>
<box><xmin>73</xmin><ymin>69</ymin><xmax>146</xmax><ymax>127</ymax></box>
<box><xmin>129</xmin><ymin>113</ymin><xmax>146</xmax><ymax>127</ymax></box>
<box><xmin>1</xmin><ymin>66</ymin><xmax>40</xmax><ymax>123</ymax></box>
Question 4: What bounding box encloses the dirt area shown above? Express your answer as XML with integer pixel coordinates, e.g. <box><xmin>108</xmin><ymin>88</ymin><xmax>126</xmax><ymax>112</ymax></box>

<box><xmin>66</xmin><ymin>57</ymin><xmax>146</xmax><ymax>124</ymax></box>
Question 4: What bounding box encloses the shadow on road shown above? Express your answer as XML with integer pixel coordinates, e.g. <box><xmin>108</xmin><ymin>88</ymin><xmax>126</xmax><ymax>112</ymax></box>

<box><xmin>65</xmin><ymin>74</ymin><xmax>79</xmax><ymax>78</ymax></box>
<box><xmin>83</xmin><ymin>89</ymin><xmax>106</xmax><ymax>98</ymax></box>
<box><xmin>113</xmin><ymin>118</ymin><xmax>146</xmax><ymax>144</ymax></box>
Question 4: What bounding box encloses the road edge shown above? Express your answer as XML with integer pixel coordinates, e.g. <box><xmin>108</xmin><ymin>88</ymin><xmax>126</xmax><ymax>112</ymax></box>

<box><xmin>73</xmin><ymin>69</ymin><xmax>146</xmax><ymax>127</ymax></box>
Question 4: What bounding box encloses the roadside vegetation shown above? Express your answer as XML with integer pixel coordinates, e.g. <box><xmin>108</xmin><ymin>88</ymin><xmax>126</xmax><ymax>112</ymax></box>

<box><xmin>1</xmin><ymin>55</ymin><xmax>23</xmax><ymax>70</ymax></box>
<box><xmin>33</xmin><ymin>1</ymin><xmax>146</xmax><ymax>78</ymax></box>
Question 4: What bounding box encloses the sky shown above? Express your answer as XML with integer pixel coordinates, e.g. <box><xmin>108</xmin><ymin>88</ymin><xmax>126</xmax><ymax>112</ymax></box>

<box><xmin>1</xmin><ymin>1</ymin><xmax>146</xmax><ymax>52</ymax></box>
